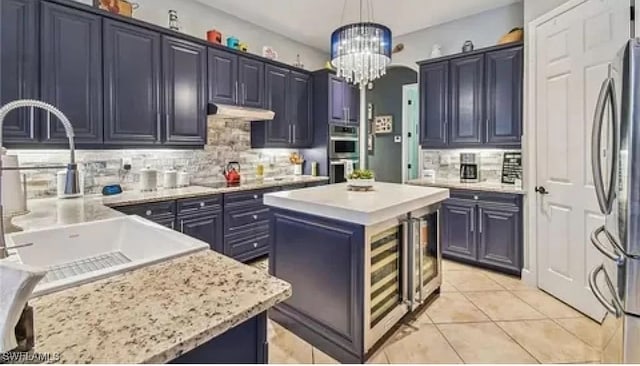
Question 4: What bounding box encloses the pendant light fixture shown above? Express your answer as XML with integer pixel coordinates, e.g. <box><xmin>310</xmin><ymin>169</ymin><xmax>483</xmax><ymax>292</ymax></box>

<box><xmin>330</xmin><ymin>0</ymin><xmax>392</xmax><ymax>88</ymax></box>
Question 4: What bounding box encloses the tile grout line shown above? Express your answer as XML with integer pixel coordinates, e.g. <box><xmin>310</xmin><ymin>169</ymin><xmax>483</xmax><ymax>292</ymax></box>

<box><xmin>493</xmin><ymin>320</ymin><xmax>544</xmax><ymax>364</ymax></box>
<box><xmin>457</xmin><ymin>286</ymin><xmax>546</xmax><ymax>364</ymax></box>
<box><xmin>432</xmin><ymin>323</ymin><xmax>467</xmax><ymax>364</ymax></box>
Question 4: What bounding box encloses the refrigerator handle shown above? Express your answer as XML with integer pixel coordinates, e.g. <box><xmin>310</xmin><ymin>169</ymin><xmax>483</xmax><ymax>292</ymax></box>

<box><xmin>591</xmin><ymin>71</ymin><xmax>618</xmax><ymax>214</ymax></box>
<box><xmin>588</xmin><ymin>264</ymin><xmax>623</xmax><ymax>317</ymax></box>
<box><xmin>590</xmin><ymin>225</ymin><xmax>626</xmax><ymax>264</ymax></box>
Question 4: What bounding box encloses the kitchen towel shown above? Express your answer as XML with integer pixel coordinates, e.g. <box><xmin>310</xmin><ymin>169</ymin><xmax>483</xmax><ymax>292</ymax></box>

<box><xmin>0</xmin><ymin>260</ymin><xmax>46</xmax><ymax>352</ymax></box>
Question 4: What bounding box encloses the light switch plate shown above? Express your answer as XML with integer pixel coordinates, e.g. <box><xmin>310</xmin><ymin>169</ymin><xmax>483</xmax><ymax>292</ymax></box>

<box><xmin>394</xmin><ymin>135</ymin><xmax>402</xmax><ymax>143</ymax></box>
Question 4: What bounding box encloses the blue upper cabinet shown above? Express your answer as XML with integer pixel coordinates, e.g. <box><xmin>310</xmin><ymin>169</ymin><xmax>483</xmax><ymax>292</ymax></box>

<box><xmin>419</xmin><ymin>61</ymin><xmax>448</xmax><ymax>147</ymax></box>
<box><xmin>485</xmin><ymin>45</ymin><xmax>523</xmax><ymax>145</ymax></box>
<box><xmin>0</xmin><ymin>0</ymin><xmax>39</xmax><ymax>145</ymax></box>
<box><xmin>313</xmin><ymin>71</ymin><xmax>359</xmax><ymax>127</ymax></box>
<box><xmin>327</xmin><ymin>74</ymin><xmax>359</xmax><ymax>126</ymax></box>
<box><xmin>208</xmin><ymin>48</ymin><xmax>238</xmax><ymax>105</ymax></box>
<box><xmin>238</xmin><ymin>57</ymin><xmax>265</xmax><ymax>108</ymax></box>
<box><xmin>103</xmin><ymin>19</ymin><xmax>161</xmax><ymax>145</ymax></box>
<box><xmin>263</xmin><ymin>64</ymin><xmax>290</xmax><ymax>146</ymax></box>
<box><xmin>346</xmin><ymin>83</ymin><xmax>360</xmax><ymax>125</ymax></box>
<box><xmin>289</xmin><ymin>71</ymin><xmax>313</xmax><ymax>147</ymax></box>
<box><xmin>162</xmin><ymin>36</ymin><xmax>207</xmax><ymax>145</ymax></box>
<box><xmin>251</xmin><ymin>65</ymin><xmax>313</xmax><ymax>148</ymax></box>
<box><xmin>40</xmin><ymin>2</ymin><xmax>103</xmax><ymax>146</ymax></box>
<box><xmin>417</xmin><ymin>42</ymin><xmax>523</xmax><ymax>149</ymax></box>
<box><xmin>329</xmin><ymin>75</ymin><xmax>346</xmax><ymax>122</ymax></box>
<box><xmin>449</xmin><ymin>53</ymin><xmax>484</xmax><ymax>146</ymax></box>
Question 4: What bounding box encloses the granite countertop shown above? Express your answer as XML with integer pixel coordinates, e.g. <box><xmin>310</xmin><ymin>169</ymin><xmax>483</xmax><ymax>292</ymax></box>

<box><xmin>29</xmin><ymin>250</ymin><xmax>291</xmax><ymax>363</ymax></box>
<box><xmin>264</xmin><ymin>182</ymin><xmax>450</xmax><ymax>226</ymax></box>
<box><xmin>407</xmin><ymin>178</ymin><xmax>526</xmax><ymax>195</ymax></box>
<box><xmin>11</xmin><ymin>176</ymin><xmax>329</xmax><ymax>231</ymax></box>
<box><xmin>4</xmin><ymin>176</ymin><xmax>316</xmax><ymax>363</ymax></box>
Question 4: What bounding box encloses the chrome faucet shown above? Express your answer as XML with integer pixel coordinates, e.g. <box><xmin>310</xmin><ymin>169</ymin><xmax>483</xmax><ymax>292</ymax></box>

<box><xmin>0</xmin><ymin>100</ymin><xmax>81</xmax><ymax>259</ymax></box>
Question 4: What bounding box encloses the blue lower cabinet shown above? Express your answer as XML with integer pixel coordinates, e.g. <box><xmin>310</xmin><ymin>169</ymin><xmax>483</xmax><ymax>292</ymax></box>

<box><xmin>441</xmin><ymin>199</ymin><xmax>477</xmax><ymax>261</ymax></box>
<box><xmin>269</xmin><ymin>209</ymin><xmax>365</xmax><ymax>363</ymax></box>
<box><xmin>440</xmin><ymin>191</ymin><xmax>522</xmax><ymax>275</ymax></box>
<box><xmin>178</xmin><ymin>210</ymin><xmax>223</xmax><ymax>254</ymax></box>
<box><xmin>170</xmin><ymin>311</ymin><xmax>268</xmax><ymax>364</ymax></box>
<box><xmin>477</xmin><ymin>203</ymin><xmax>521</xmax><ymax>273</ymax></box>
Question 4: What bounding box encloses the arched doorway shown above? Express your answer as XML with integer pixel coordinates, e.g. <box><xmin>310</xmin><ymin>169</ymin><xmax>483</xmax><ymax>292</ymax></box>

<box><xmin>365</xmin><ymin>66</ymin><xmax>418</xmax><ymax>183</ymax></box>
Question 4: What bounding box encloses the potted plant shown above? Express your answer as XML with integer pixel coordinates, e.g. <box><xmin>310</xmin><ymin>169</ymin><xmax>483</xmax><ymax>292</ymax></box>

<box><xmin>347</xmin><ymin>169</ymin><xmax>375</xmax><ymax>188</ymax></box>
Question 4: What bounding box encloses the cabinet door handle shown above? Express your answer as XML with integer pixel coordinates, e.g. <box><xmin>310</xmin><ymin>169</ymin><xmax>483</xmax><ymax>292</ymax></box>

<box><xmin>180</xmin><ymin>219</ymin><xmax>184</xmax><ymax>232</ymax></box>
<box><xmin>292</xmin><ymin>125</ymin><xmax>296</xmax><ymax>143</ymax></box>
<box><xmin>156</xmin><ymin>113</ymin><xmax>162</xmax><ymax>136</ymax></box>
<box><xmin>235</xmin><ymin>81</ymin><xmax>239</xmax><ymax>104</ymax></box>
<box><xmin>479</xmin><ymin>211</ymin><xmax>483</xmax><ymax>233</ymax></box>
<box><xmin>29</xmin><ymin>106</ymin><xmax>35</xmax><ymax>139</ymax></box>
<box><xmin>470</xmin><ymin>214</ymin><xmax>474</xmax><ymax>232</ymax></box>
<box><xmin>170</xmin><ymin>221</ymin><xmax>175</xmax><ymax>230</ymax></box>
<box><xmin>242</xmin><ymin>83</ymin><xmax>247</xmax><ymax>104</ymax></box>
<box><xmin>289</xmin><ymin>124</ymin><xmax>293</xmax><ymax>143</ymax></box>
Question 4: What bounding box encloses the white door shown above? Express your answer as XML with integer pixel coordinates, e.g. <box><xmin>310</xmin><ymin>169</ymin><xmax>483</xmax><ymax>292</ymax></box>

<box><xmin>534</xmin><ymin>0</ymin><xmax>630</xmax><ymax>320</ymax></box>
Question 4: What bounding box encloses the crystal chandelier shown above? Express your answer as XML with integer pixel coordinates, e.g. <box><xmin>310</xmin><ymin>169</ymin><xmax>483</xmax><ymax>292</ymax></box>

<box><xmin>331</xmin><ymin>0</ymin><xmax>392</xmax><ymax>87</ymax></box>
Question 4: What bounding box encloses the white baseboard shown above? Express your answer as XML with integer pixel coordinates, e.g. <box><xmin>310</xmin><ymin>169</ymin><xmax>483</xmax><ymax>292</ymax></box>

<box><xmin>521</xmin><ymin>268</ymin><xmax>537</xmax><ymax>287</ymax></box>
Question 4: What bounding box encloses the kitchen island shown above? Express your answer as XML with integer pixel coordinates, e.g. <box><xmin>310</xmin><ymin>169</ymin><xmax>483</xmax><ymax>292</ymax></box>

<box><xmin>263</xmin><ymin>182</ymin><xmax>449</xmax><ymax>363</ymax></box>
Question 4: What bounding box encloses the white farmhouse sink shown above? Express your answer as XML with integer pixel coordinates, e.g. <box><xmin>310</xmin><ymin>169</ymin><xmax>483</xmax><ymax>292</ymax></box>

<box><xmin>4</xmin><ymin>216</ymin><xmax>209</xmax><ymax>297</ymax></box>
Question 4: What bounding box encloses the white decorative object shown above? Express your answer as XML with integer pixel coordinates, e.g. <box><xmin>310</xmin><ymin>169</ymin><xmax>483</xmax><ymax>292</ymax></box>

<box><xmin>140</xmin><ymin>166</ymin><xmax>158</xmax><ymax>192</ymax></box>
<box><xmin>293</xmin><ymin>164</ymin><xmax>303</xmax><ymax>176</ymax></box>
<box><xmin>163</xmin><ymin>169</ymin><xmax>177</xmax><ymax>189</ymax></box>
<box><xmin>177</xmin><ymin>172</ymin><xmax>190</xmax><ymax>187</ymax></box>
<box><xmin>262</xmin><ymin>46</ymin><xmax>278</xmax><ymax>60</ymax></box>
<box><xmin>430</xmin><ymin>44</ymin><xmax>442</xmax><ymax>58</ymax></box>
<box><xmin>347</xmin><ymin>178</ymin><xmax>375</xmax><ymax>189</ymax></box>
<box><xmin>374</xmin><ymin>115</ymin><xmax>393</xmax><ymax>134</ymax></box>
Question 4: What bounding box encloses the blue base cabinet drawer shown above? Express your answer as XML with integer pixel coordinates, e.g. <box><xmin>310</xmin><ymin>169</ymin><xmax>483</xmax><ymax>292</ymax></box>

<box><xmin>114</xmin><ymin>200</ymin><xmax>176</xmax><ymax>219</ymax></box>
<box><xmin>224</xmin><ymin>228</ymin><xmax>270</xmax><ymax>262</ymax></box>
<box><xmin>224</xmin><ymin>205</ymin><xmax>270</xmax><ymax>235</ymax></box>
<box><xmin>224</xmin><ymin>188</ymin><xmax>276</xmax><ymax>207</ymax></box>
<box><xmin>441</xmin><ymin>191</ymin><xmax>522</xmax><ymax>275</ymax></box>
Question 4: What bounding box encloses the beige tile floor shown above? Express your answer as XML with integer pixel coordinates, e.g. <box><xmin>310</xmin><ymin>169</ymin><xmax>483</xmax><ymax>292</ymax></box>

<box><xmin>251</xmin><ymin>258</ymin><xmax>602</xmax><ymax>364</ymax></box>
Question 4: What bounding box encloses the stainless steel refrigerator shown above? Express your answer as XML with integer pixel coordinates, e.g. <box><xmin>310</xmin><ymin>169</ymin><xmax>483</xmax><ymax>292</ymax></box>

<box><xmin>589</xmin><ymin>38</ymin><xmax>640</xmax><ymax>363</ymax></box>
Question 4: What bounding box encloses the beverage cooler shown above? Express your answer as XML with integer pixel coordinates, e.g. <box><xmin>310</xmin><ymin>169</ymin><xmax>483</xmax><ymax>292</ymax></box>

<box><xmin>364</xmin><ymin>207</ymin><xmax>441</xmax><ymax>351</ymax></box>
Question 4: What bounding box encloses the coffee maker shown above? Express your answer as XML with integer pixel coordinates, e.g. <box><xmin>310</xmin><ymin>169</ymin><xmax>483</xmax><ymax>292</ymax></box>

<box><xmin>460</xmin><ymin>153</ymin><xmax>479</xmax><ymax>183</ymax></box>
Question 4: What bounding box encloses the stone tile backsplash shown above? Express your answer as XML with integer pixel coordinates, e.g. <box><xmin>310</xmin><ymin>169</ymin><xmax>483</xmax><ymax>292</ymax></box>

<box><xmin>10</xmin><ymin>118</ymin><xmax>297</xmax><ymax>198</ymax></box>
<box><xmin>422</xmin><ymin>149</ymin><xmax>522</xmax><ymax>183</ymax></box>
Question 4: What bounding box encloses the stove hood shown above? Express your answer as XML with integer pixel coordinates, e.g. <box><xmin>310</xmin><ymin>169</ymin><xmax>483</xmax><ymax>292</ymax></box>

<box><xmin>207</xmin><ymin>103</ymin><xmax>275</xmax><ymax>121</ymax></box>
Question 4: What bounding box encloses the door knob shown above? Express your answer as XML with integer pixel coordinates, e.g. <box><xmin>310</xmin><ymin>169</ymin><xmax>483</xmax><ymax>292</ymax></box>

<box><xmin>535</xmin><ymin>186</ymin><xmax>549</xmax><ymax>195</ymax></box>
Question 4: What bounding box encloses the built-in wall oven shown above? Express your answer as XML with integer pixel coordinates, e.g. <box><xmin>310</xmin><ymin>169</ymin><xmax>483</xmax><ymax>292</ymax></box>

<box><xmin>329</xmin><ymin>124</ymin><xmax>359</xmax><ymax>160</ymax></box>
<box><xmin>364</xmin><ymin>206</ymin><xmax>441</xmax><ymax>351</ymax></box>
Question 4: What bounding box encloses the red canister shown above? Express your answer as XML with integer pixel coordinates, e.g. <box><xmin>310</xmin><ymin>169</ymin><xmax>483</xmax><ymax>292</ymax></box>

<box><xmin>207</xmin><ymin>30</ymin><xmax>222</xmax><ymax>44</ymax></box>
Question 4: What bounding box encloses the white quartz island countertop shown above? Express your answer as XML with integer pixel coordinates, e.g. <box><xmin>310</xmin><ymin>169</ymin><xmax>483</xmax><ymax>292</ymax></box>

<box><xmin>263</xmin><ymin>182</ymin><xmax>450</xmax><ymax>226</ymax></box>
